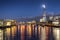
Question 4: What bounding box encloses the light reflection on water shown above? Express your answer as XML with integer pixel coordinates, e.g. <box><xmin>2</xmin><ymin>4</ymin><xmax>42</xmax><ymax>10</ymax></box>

<box><xmin>0</xmin><ymin>29</ymin><xmax>3</xmax><ymax>40</ymax></box>
<box><xmin>11</xmin><ymin>26</ymin><xmax>17</xmax><ymax>40</ymax></box>
<box><xmin>3</xmin><ymin>25</ymin><xmax>60</xmax><ymax>40</ymax></box>
<box><xmin>41</xmin><ymin>27</ymin><xmax>46</xmax><ymax>40</ymax></box>
<box><xmin>20</xmin><ymin>24</ymin><xmax>25</xmax><ymax>40</ymax></box>
<box><xmin>53</xmin><ymin>28</ymin><xmax>60</xmax><ymax>40</ymax></box>
<box><xmin>6</xmin><ymin>28</ymin><xmax>10</xmax><ymax>40</ymax></box>
<box><xmin>26</xmin><ymin>24</ymin><xmax>32</xmax><ymax>38</ymax></box>
<box><xmin>38</xmin><ymin>25</ymin><xmax>41</xmax><ymax>40</ymax></box>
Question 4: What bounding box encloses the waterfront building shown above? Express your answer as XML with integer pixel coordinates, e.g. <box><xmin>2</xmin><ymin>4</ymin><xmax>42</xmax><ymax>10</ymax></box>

<box><xmin>0</xmin><ymin>20</ymin><xmax>3</xmax><ymax>26</ymax></box>
<box><xmin>0</xmin><ymin>19</ymin><xmax>17</xmax><ymax>40</ymax></box>
<box><xmin>49</xmin><ymin>16</ymin><xmax>53</xmax><ymax>21</ymax></box>
<box><xmin>40</xmin><ymin>18</ymin><xmax>43</xmax><ymax>22</ymax></box>
<box><xmin>42</xmin><ymin>13</ymin><xmax>47</xmax><ymax>22</ymax></box>
<box><xmin>52</xmin><ymin>16</ymin><xmax>59</xmax><ymax>25</ymax></box>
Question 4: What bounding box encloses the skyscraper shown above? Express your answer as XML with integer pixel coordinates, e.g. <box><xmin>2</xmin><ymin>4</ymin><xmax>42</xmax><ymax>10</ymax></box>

<box><xmin>42</xmin><ymin>4</ymin><xmax>47</xmax><ymax>22</ymax></box>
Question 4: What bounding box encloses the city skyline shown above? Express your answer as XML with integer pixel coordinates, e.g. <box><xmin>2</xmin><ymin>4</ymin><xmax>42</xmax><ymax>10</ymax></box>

<box><xmin>0</xmin><ymin>0</ymin><xmax>60</xmax><ymax>19</ymax></box>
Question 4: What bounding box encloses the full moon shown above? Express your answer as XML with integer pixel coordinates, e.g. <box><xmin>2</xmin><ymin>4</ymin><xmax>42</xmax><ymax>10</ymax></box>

<box><xmin>42</xmin><ymin>4</ymin><xmax>46</xmax><ymax>8</ymax></box>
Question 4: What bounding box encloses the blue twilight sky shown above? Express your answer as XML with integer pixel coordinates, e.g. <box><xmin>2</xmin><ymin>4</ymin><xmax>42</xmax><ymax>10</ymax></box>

<box><xmin>0</xmin><ymin>0</ymin><xmax>60</xmax><ymax>19</ymax></box>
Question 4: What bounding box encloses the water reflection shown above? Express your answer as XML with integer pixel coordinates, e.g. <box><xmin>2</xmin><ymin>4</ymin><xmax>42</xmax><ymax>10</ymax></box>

<box><xmin>20</xmin><ymin>24</ymin><xmax>25</xmax><ymax>40</ymax></box>
<box><xmin>0</xmin><ymin>29</ymin><xmax>3</xmax><ymax>40</ymax></box>
<box><xmin>26</xmin><ymin>24</ymin><xmax>31</xmax><ymax>37</ymax></box>
<box><xmin>41</xmin><ymin>27</ymin><xmax>46</xmax><ymax>40</ymax></box>
<box><xmin>38</xmin><ymin>25</ymin><xmax>41</xmax><ymax>40</ymax></box>
<box><xmin>11</xmin><ymin>26</ymin><xmax>17</xmax><ymax>40</ymax></box>
<box><xmin>53</xmin><ymin>28</ymin><xmax>60</xmax><ymax>40</ymax></box>
<box><xmin>45</xmin><ymin>26</ymin><xmax>49</xmax><ymax>40</ymax></box>
<box><xmin>1</xmin><ymin>25</ymin><xmax>60</xmax><ymax>40</ymax></box>
<box><xmin>6</xmin><ymin>28</ymin><xmax>10</xmax><ymax>40</ymax></box>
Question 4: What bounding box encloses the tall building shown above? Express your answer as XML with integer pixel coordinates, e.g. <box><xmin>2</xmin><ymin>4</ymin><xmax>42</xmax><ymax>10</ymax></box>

<box><xmin>43</xmin><ymin>12</ymin><xmax>47</xmax><ymax>22</ymax></box>
<box><xmin>40</xmin><ymin>4</ymin><xmax>47</xmax><ymax>22</ymax></box>
<box><xmin>42</xmin><ymin>4</ymin><xmax>47</xmax><ymax>22</ymax></box>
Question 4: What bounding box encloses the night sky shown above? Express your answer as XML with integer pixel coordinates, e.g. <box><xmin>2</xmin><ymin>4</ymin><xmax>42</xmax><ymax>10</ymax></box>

<box><xmin>0</xmin><ymin>0</ymin><xmax>60</xmax><ymax>19</ymax></box>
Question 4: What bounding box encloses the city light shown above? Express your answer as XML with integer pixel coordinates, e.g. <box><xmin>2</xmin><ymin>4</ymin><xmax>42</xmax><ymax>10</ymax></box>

<box><xmin>12</xmin><ymin>26</ymin><xmax>16</xmax><ymax>37</ymax></box>
<box><xmin>0</xmin><ymin>0</ymin><xmax>60</xmax><ymax>40</ymax></box>
<box><xmin>0</xmin><ymin>29</ymin><xmax>3</xmax><ymax>40</ymax></box>
<box><xmin>6</xmin><ymin>22</ymin><xmax>11</xmax><ymax>26</ymax></box>
<box><xmin>6</xmin><ymin>28</ymin><xmax>10</xmax><ymax>36</ymax></box>
<box><xmin>26</xmin><ymin>23</ymin><xmax>32</xmax><ymax>37</ymax></box>
<box><xmin>42</xmin><ymin>4</ymin><xmax>46</xmax><ymax>8</ymax></box>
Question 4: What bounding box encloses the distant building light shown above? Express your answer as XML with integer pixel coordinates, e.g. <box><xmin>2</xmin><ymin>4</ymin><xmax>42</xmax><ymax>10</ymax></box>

<box><xmin>4</xmin><ymin>21</ymin><xmax>11</xmax><ymax>26</ymax></box>
<box><xmin>31</xmin><ymin>20</ymin><xmax>36</xmax><ymax>23</ymax></box>
<box><xmin>43</xmin><ymin>17</ymin><xmax>47</xmax><ymax>22</ymax></box>
<box><xmin>0</xmin><ymin>21</ymin><xmax>3</xmax><ymax>26</ymax></box>
<box><xmin>6</xmin><ymin>22</ymin><xmax>11</xmax><ymax>26</ymax></box>
<box><xmin>54</xmin><ymin>16</ymin><xmax>59</xmax><ymax>20</ymax></box>
<box><xmin>54</xmin><ymin>16</ymin><xmax>59</xmax><ymax>22</ymax></box>
<box><xmin>19</xmin><ymin>22</ymin><xmax>25</xmax><ymax>24</ymax></box>
<box><xmin>27</xmin><ymin>22</ymin><xmax>31</xmax><ymax>24</ymax></box>
<box><xmin>4</xmin><ymin>19</ymin><xmax>16</xmax><ymax>26</ymax></box>
<box><xmin>42</xmin><ymin>4</ymin><xmax>46</xmax><ymax>8</ymax></box>
<box><xmin>40</xmin><ymin>18</ymin><xmax>43</xmax><ymax>22</ymax></box>
<box><xmin>49</xmin><ymin>16</ymin><xmax>53</xmax><ymax>20</ymax></box>
<box><xmin>52</xmin><ymin>22</ymin><xmax>59</xmax><ymax>25</ymax></box>
<box><xmin>42</xmin><ymin>13</ymin><xmax>47</xmax><ymax>22</ymax></box>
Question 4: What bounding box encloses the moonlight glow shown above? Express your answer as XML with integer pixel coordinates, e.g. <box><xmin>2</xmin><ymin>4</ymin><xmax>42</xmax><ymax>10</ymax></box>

<box><xmin>42</xmin><ymin>4</ymin><xmax>46</xmax><ymax>8</ymax></box>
